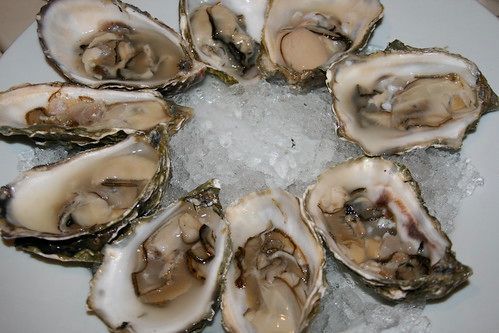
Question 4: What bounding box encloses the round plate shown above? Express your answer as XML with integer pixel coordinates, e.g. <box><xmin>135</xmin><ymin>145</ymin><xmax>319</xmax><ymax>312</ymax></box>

<box><xmin>0</xmin><ymin>0</ymin><xmax>497</xmax><ymax>332</ymax></box>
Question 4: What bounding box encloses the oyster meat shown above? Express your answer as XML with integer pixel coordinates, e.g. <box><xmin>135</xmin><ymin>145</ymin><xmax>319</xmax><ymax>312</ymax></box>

<box><xmin>302</xmin><ymin>157</ymin><xmax>472</xmax><ymax>300</ymax></box>
<box><xmin>0</xmin><ymin>83</ymin><xmax>192</xmax><ymax>145</ymax></box>
<box><xmin>259</xmin><ymin>0</ymin><xmax>383</xmax><ymax>86</ymax></box>
<box><xmin>222</xmin><ymin>189</ymin><xmax>325</xmax><ymax>332</ymax></box>
<box><xmin>88</xmin><ymin>180</ymin><xmax>229</xmax><ymax>332</ymax></box>
<box><xmin>0</xmin><ymin>127</ymin><xmax>169</xmax><ymax>263</ymax></box>
<box><xmin>37</xmin><ymin>0</ymin><xmax>205</xmax><ymax>92</ymax></box>
<box><xmin>327</xmin><ymin>41</ymin><xmax>499</xmax><ymax>155</ymax></box>
<box><xmin>180</xmin><ymin>0</ymin><xmax>267</xmax><ymax>83</ymax></box>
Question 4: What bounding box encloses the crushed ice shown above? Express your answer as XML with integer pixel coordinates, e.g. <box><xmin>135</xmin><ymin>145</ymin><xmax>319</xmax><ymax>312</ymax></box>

<box><xmin>16</xmin><ymin>77</ymin><xmax>483</xmax><ymax>332</ymax></box>
<box><xmin>169</xmin><ymin>77</ymin><xmax>482</xmax><ymax>332</ymax></box>
<box><xmin>168</xmin><ymin>77</ymin><xmax>482</xmax><ymax>234</ymax></box>
<box><xmin>309</xmin><ymin>257</ymin><xmax>431</xmax><ymax>333</ymax></box>
<box><xmin>17</xmin><ymin>145</ymin><xmax>69</xmax><ymax>171</ymax></box>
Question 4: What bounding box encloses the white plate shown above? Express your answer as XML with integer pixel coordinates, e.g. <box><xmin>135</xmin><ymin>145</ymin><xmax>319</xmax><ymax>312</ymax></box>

<box><xmin>0</xmin><ymin>0</ymin><xmax>497</xmax><ymax>332</ymax></box>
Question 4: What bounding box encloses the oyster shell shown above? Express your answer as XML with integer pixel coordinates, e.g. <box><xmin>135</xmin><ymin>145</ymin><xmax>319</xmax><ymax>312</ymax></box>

<box><xmin>180</xmin><ymin>0</ymin><xmax>267</xmax><ymax>84</ymax></box>
<box><xmin>326</xmin><ymin>41</ymin><xmax>499</xmax><ymax>155</ymax></box>
<box><xmin>0</xmin><ymin>127</ymin><xmax>170</xmax><ymax>263</ymax></box>
<box><xmin>37</xmin><ymin>0</ymin><xmax>205</xmax><ymax>93</ymax></box>
<box><xmin>302</xmin><ymin>157</ymin><xmax>472</xmax><ymax>301</ymax></box>
<box><xmin>88</xmin><ymin>180</ymin><xmax>229</xmax><ymax>333</ymax></box>
<box><xmin>222</xmin><ymin>189</ymin><xmax>325</xmax><ymax>332</ymax></box>
<box><xmin>259</xmin><ymin>0</ymin><xmax>383</xmax><ymax>87</ymax></box>
<box><xmin>0</xmin><ymin>83</ymin><xmax>192</xmax><ymax>145</ymax></box>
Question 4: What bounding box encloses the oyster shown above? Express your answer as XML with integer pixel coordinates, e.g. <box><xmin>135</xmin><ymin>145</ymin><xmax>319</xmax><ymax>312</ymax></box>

<box><xmin>88</xmin><ymin>180</ymin><xmax>229</xmax><ymax>333</ymax></box>
<box><xmin>222</xmin><ymin>189</ymin><xmax>325</xmax><ymax>332</ymax></box>
<box><xmin>37</xmin><ymin>0</ymin><xmax>205</xmax><ymax>93</ymax></box>
<box><xmin>0</xmin><ymin>127</ymin><xmax>169</xmax><ymax>263</ymax></box>
<box><xmin>259</xmin><ymin>0</ymin><xmax>383</xmax><ymax>87</ymax></box>
<box><xmin>302</xmin><ymin>157</ymin><xmax>472</xmax><ymax>301</ymax></box>
<box><xmin>180</xmin><ymin>0</ymin><xmax>267</xmax><ymax>84</ymax></box>
<box><xmin>0</xmin><ymin>83</ymin><xmax>192</xmax><ymax>145</ymax></box>
<box><xmin>326</xmin><ymin>41</ymin><xmax>499</xmax><ymax>155</ymax></box>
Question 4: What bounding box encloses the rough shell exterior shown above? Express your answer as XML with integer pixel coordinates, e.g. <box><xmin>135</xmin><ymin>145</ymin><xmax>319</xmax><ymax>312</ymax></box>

<box><xmin>302</xmin><ymin>157</ymin><xmax>472</xmax><ymax>301</ymax></box>
<box><xmin>0</xmin><ymin>127</ymin><xmax>170</xmax><ymax>263</ymax></box>
<box><xmin>37</xmin><ymin>0</ymin><xmax>206</xmax><ymax>93</ymax></box>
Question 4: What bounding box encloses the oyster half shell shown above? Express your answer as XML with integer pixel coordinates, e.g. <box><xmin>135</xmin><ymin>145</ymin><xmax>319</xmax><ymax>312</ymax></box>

<box><xmin>88</xmin><ymin>180</ymin><xmax>230</xmax><ymax>333</ymax></box>
<box><xmin>326</xmin><ymin>41</ymin><xmax>499</xmax><ymax>156</ymax></box>
<box><xmin>0</xmin><ymin>83</ymin><xmax>192</xmax><ymax>145</ymax></box>
<box><xmin>302</xmin><ymin>157</ymin><xmax>472</xmax><ymax>301</ymax></box>
<box><xmin>37</xmin><ymin>0</ymin><xmax>205</xmax><ymax>93</ymax></box>
<box><xmin>222</xmin><ymin>189</ymin><xmax>325</xmax><ymax>332</ymax></box>
<box><xmin>0</xmin><ymin>127</ymin><xmax>170</xmax><ymax>263</ymax></box>
<box><xmin>180</xmin><ymin>0</ymin><xmax>267</xmax><ymax>84</ymax></box>
<box><xmin>259</xmin><ymin>0</ymin><xmax>383</xmax><ymax>87</ymax></box>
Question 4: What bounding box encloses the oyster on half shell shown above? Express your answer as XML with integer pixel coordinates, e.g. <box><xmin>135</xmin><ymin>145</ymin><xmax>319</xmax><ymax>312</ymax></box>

<box><xmin>326</xmin><ymin>41</ymin><xmax>499</xmax><ymax>155</ymax></box>
<box><xmin>180</xmin><ymin>0</ymin><xmax>267</xmax><ymax>84</ymax></box>
<box><xmin>88</xmin><ymin>180</ymin><xmax>229</xmax><ymax>333</ymax></box>
<box><xmin>302</xmin><ymin>157</ymin><xmax>472</xmax><ymax>301</ymax></box>
<box><xmin>259</xmin><ymin>0</ymin><xmax>383</xmax><ymax>87</ymax></box>
<box><xmin>0</xmin><ymin>83</ymin><xmax>192</xmax><ymax>145</ymax></box>
<box><xmin>0</xmin><ymin>127</ymin><xmax>169</xmax><ymax>263</ymax></box>
<box><xmin>222</xmin><ymin>189</ymin><xmax>325</xmax><ymax>333</ymax></box>
<box><xmin>37</xmin><ymin>0</ymin><xmax>205</xmax><ymax>93</ymax></box>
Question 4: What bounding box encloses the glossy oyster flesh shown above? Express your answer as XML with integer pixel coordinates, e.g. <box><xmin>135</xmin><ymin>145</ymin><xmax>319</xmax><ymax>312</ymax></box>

<box><xmin>88</xmin><ymin>180</ymin><xmax>229</xmax><ymax>333</ymax></box>
<box><xmin>222</xmin><ymin>189</ymin><xmax>325</xmax><ymax>333</ymax></box>
<box><xmin>259</xmin><ymin>0</ymin><xmax>383</xmax><ymax>86</ymax></box>
<box><xmin>302</xmin><ymin>157</ymin><xmax>472</xmax><ymax>300</ymax></box>
<box><xmin>37</xmin><ymin>0</ymin><xmax>205</xmax><ymax>92</ymax></box>
<box><xmin>180</xmin><ymin>0</ymin><xmax>267</xmax><ymax>83</ymax></box>
<box><xmin>0</xmin><ymin>127</ymin><xmax>169</xmax><ymax>263</ymax></box>
<box><xmin>327</xmin><ymin>41</ymin><xmax>499</xmax><ymax>155</ymax></box>
<box><xmin>0</xmin><ymin>83</ymin><xmax>192</xmax><ymax>145</ymax></box>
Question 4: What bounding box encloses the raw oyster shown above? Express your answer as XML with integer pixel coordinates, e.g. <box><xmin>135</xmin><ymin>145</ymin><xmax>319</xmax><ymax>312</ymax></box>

<box><xmin>0</xmin><ymin>83</ymin><xmax>192</xmax><ymax>145</ymax></box>
<box><xmin>180</xmin><ymin>0</ymin><xmax>267</xmax><ymax>84</ymax></box>
<box><xmin>259</xmin><ymin>0</ymin><xmax>383</xmax><ymax>87</ymax></box>
<box><xmin>88</xmin><ymin>180</ymin><xmax>229</xmax><ymax>333</ymax></box>
<box><xmin>37</xmin><ymin>0</ymin><xmax>205</xmax><ymax>93</ymax></box>
<box><xmin>302</xmin><ymin>157</ymin><xmax>472</xmax><ymax>301</ymax></box>
<box><xmin>222</xmin><ymin>189</ymin><xmax>325</xmax><ymax>332</ymax></box>
<box><xmin>0</xmin><ymin>127</ymin><xmax>169</xmax><ymax>263</ymax></box>
<box><xmin>326</xmin><ymin>41</ymin><xmax>499</xmax><ymax>155</ymax></box>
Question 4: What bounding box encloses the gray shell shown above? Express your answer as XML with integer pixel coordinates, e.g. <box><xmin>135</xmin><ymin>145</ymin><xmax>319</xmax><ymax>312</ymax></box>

<box><xmin>37</xmin><ymin>0</ymin><xmax>206</xmax><ymax>93</ymax></box>
<box><xmin>88</xmin><ymin>180</ymin><xmax>231</xmax><ymax>332</ymax></box>
<box><xmin>0</xmin><ymin>127</ymin><xmax>170</xmax><ymax>264</ymax></box>
<box><xmin>302</xmin><ymin>157</ymin><xmax>472</xmax><ymax>301</ymax></box>
<box><xmin>258</xmin><ymin>0</ymin><xmax>384</xmax><ymax>88</ymax></box>
<box><xmin>0</xmin><ymin>83</ymin><xmax>192</xmax><ymax>146</ymax></box>
<box><xmin>326</xmin><ymin>41</ymin><xmax>499</xmax><ymax>156</ymax></box>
